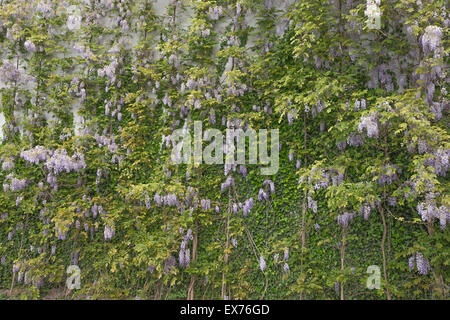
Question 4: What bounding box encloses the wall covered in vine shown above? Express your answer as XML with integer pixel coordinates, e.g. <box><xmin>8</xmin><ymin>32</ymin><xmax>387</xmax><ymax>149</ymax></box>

<box><xmin>0</xmin><ymin>0</ymin><xmax>448</xmax><ymax>299</ymax></box>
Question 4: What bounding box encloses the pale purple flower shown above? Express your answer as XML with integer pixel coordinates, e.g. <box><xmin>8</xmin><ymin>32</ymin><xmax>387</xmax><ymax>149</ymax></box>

<box><xmin>337</xmin><ymin>212</ymin><xmax>355</xmax><ymax>227</ymax></box>
<box><xmin>10</xmin><ymin>178</ymin><xmax>27</xmax><ymax>192</ymax></box>
<box><xmin>2</xmin><ymin>158</ymin><xmax>14</xmax><ymax>171</ymax></box>
<box><xmin>154</xmin><ymin>193</ymin><xmax>162</xmax><ymax>206</ymax></box>
<box><xmin>243</xmin><ymin>198</ymin><xmax>254</xmax><ymax>216</ymax></box>
<box><xmin>24</xmin><ymin>40</ymin><xmax>37</xmax><ymax>53</ymax></box>
<box><xmin>258</xmin><ymin>188</ymin><xmax>268</xmax><ymax>202</ymax></box>
<box><xmin>416</xmin><ymin>252</ymin><xmax>431</xmax><ymax>275</ymax></box>
<box><xmin>408</xmin><ymin>256</ymin><xmax>415</xmax><ymax>271</ymax></box>
<box><xmin>422</xmin><ymin>26</ymin><xmax>443</xmax><ymax>56</ymax></box>
<box><xmin>179</xmin><ymin>249</ymin><xmax>185</xmax><ymax>267</ymax></box>
<box><xmin>21</xmin><ymin>146</ymin><xmax>51</xmax><ymax>164</ymax></box>
<box><xmin>201</xmin><ymin>199</ymin><xmax>211</xmax><ymax>211</ymax></box>
<box><xmin>358</xmin><ymin>114</ymin><xmax>379</xmax><ymax>138</ymax></box>
<box><xmin>13</xmin><ymin>263</ymin><xmax>20</xmax><ymax>273</ymax></box>
<box><xmin>0</xmin><ymin>60</ymin><xmax>20</xmax><ymax>82</ymax></box>
<box><xmin>347</xmin><ymin>133</ymin><xmax>364</xmax><ymax>147</ymax></box>
<box><xmin>288</xmin><ymin>150</ymin><xmax>294</xmax><ymax>162</ymax></box>
<box><xmin>284</xmin><ymin>248</ymin><xmax>289</xmax><ymax>261</ymax></box>
<box><xmin>185</xmin><ymin>248</ymin><xmax>190</xmax><ymax>267</ymax></box>
<box><xmin>104</xmin><ymin>224</ymin><xmax>114</xmax><ymax>241</ymax></box>
<box><xmin>259</xmin><ymin>256</ymin><xmax>266</xmax><ymax>272</ymax></box>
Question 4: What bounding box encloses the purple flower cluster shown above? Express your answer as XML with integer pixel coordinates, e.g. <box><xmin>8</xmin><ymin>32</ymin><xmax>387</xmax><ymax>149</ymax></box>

<box><xmin>422</xmin><ymin>26</ymin><xmax>443</xmax><ymax>56</ymax></box>
<box><xmin>162</xmin><ymin>193</ymin><xmax>178</xmax><ymax>207</ymax></box>
<box><xmin>258</xmin><ymin>188</ymin><xmax>268</xmax><ymax>202</ymax></box>
<box><xmin>409</xmin><ymin>252</ymin><xmax>431</xmax><ymax>275</ymax></box>
<box><xmin>45</xmin><ymin>149</ymin><xmax>86</xmax><ymax>174</ymax></box>
<box><xmin>263</xmin><ymin>179</ymin><xmax>275</xmax><ymax>194</ymax></box>
<box><xmin>1</xmin><ymin>158</ymin><xmax>14</xmax><ymax>171</ymax></box>
<box><xmin>308</xmin><ymin>195</ymin><xmax>318</xmax><ymax>213</ymax></box>
<box><xmin>179</xmin><ymin>229</ymin><xmax>193</xmax><ymax>268</ymax></box>
<box><xmin>94</xmin><ymin>134</ymin><xmax>119</xmax><ymax>154</ymax></box>
<box><xmin>164</xmin><ymin>256</ymin><xmax>176</xmax><ymax>274</ymax></box>
<box><xmin>417</xmin><ymin>200</ymin><xmax>449</xmax><ymax>229</ymax></box>
<box><xmin>104</xmin><ymin>224</ymin><xmax>115</xmax><ymax>241</ymax></box>
<box><xmin>359</xmin><ymin>204</ymin><xmax>372</xmax><ymax>220</ymax></box>
<box><xmin>337</xmin><ymin>212</ymin><xmax>355</xmax><ymax>227</ymax></box>
<box><xmin>259</xmin><ymin>256</ymin><xmax>266</xmax><ymax>272</ymax></box>
<box><xmin>208</xmin><ymin>5</ymin><xmax>223</xmax><ymax>20</ymax></box>
<box><xmin>7</xmin><ymin>177</ymin><xmax>27</xmax><ymax>192</ymax></box>
<box><xmin>376</xmin><ymin>165</ymin><xmax>400</xmax><ymax>185</ymax></box>
<box><xmin>424</xmin><ymin>149</ymin><xmax>449</xmax><ymax>177</ymax></box>
<box><xmin>56</xmin><ymin>227</ymin><xmax>67</xmax><ymax>240</ymax></box>
<box><xmin>0</xmin><ymin>60</ymin><xmax>20</xmax><ymax>82</ymax></box>
<box><xmin>311</xmin><ymin>100</ymin><xmax>326</xmax><ymax>118</ymax></box>
<box><xmin>347</xmin><ymin>133</ymin><xmax>365</xmax><ymax>147</ymax></box>
<box><xmin>331</xmin><ymin>173</ymin><xmax>344</xmax><ymax>186</ymax></box>
<box><xmin>221</xmin><ymin>176</ymin><xmax>235</xmax><ymax>192</ymax></box>
<box><xmin>24</xmin><ymin>40</ymin><xmax>37</xmax><ymax>53</ymax></box>
<box><xmin>358</xmin><ymin>114</ymin><xmax>379</xmax><ymax>138</ymax></box>
<box><xmin>243</xmin><ymin>197</ymin><xmax>254</xmax><ymax>216</ymax></box>
<box><xmin>353</xmin><ymin>99</ymin><xmax>367</xmax><ymax>111</ymax></box>
<box><xmin>201</xmin><ymin>199</ymin><xmax>211</xmax><ymax>211</ymax></box>
<box><xmin>283</xmin><ymin>263</ymin><xmax>290</xmax><ymax>274</ymax></box>
<box><xmin>21</xmin><ymin>146</ymin><xmax>51</xmax><ymax>164</ymax></box>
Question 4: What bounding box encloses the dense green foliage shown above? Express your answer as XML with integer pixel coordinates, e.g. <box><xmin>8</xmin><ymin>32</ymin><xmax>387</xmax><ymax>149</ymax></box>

<box><xmin>0</xmin><ymin>0</ymin><xmax>448</xmax><ymax>300</ymax></box>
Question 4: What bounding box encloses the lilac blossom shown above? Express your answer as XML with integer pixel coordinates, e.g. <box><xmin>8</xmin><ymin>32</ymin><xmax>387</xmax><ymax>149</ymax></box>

<box><xmin>2</xmin><ymin>158</ymin><xmax>14</xmax><ymax>171</ymax></box>
<box><xmin>258</xmin><ymin>188</ymin><xmax>268</xmax><ymax>202</ymax></box>
<box><xmin>201</xmin><ymin>199</ymin><xmax>211</xmax><ymax>211</ymax></box>
<box><xmin>10</xmin><ymin>177</ymin><xmax>27</xmax><ymax>192</ymax></box>
<box><xmin>422</xmin><ymin>26</ymin><xmax>443</xmax><ymax>56</ymax></box>
<box><xmin>0</xmin><ymin>60</ymin><xmax>20</xmax><ymax>82</ymax></box>
<box><xmin>24</xmin><ymin>40</ymin><xmax>37</xmax><ymax>53</ymax></box>
<box><xmin>243</xmin><ymin>198</ymin><xmax>254</xmax><ymax>216</ymax></box>
<box><xmin>347</xmin><ymin>133</ymin><xmax>365</xmax><ymax>147</ymax></box>
<box><xmin>283</xmin><ymin>263</ymin><xmax>290</xmax><ymax>274</ymax></box>
<box><xmin>45</xmin><ymin>149</ymin><xmax>86</xmax><ymax>174</ymax></box>
<box><xmin>208</xmin><ymin>5</ymin><xmax>223</xmax><ymax>20</ymax></box>
<box><xmin>104</xmin><ymin>225</ymin><xmax>115</xmax><ymax>241</ymax></box>
<box><xmin>21</xmin><ymin>146</ymin><xmax>51</xmax><ymax>164</ymax></box>
<box><xmin>284</xmin><ymin>248</ymin><xmax>289</xmax><ymax>261</ymax></box>
<box><xmin>337</xmin><ymin>212</ymin><xmax>355</xmax><ymax>227</ymax></box>
<box><xmin>416</xmin><ymin>252</ymin><xmax>431</xmax><ymax>275</ymax></box>
<box><xmin>259</xmin><ymin>256</ymin><xmax>266</xmax><ymax>272</ymax></box>
<box><xmin>358</xmin><ymin>114</ymin><xmax>379</xmax><ymax>138</ymax></box>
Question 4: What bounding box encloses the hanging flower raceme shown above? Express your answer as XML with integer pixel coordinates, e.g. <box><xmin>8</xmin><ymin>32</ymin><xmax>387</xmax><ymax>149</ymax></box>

<box><xmin>421</xmin><ymin>26</ymin><xmax>443</xmax><ymax>56</ymax></box>
<box><xmin>408</xmin><ymin>252</ymin><xmax>431</xmax><ymax>275</ymax></box>
<box><xmin>104</xmin><ymin>224</ymin><xmax>115</xmax><ymax>241</ymax></box>
<box><xmin>358</xmin><ymin>113</ymin><xmax>379</xmax><ymax>138</ymax></box>
<box><xmin>20</xmin><ymin>146</ymin><xmax>51</xmax><ymax>165</ymax></box>
<box><xmin>0</xmin><ymin>60</ymin><xmax>20</xmax><ymax>82</ymax></box>
<box><xmin>243</xmin><ymin>198</ymin><xmax>254</xmax><ymax>216</ymax></box>
<box><xmin>416</xmin><ymin>199</ymin><xmax>449</xmax><ymax>229</ymax></box>
<box><xmin>337</xmin><ymin>212</ymin><xmax>355</xmax><ymax>228</ymax></box>
<box><xmin>259</xmin><ymin>256</ymin><xmax>266</xmax><ymax>272</ymax></box>
<box><xmin>45</xmin><ymin>149</ymin><xmax>86</xmax><ymax>174</ymax></box>
<box><xmin>179</xmin><ymin>229</ymin><xmax>193</xmax><ymax>268</ymax></box>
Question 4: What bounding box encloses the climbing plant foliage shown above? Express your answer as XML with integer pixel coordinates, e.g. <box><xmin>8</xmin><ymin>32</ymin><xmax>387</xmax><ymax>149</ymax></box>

<box><xmin>0</xmin><ymin>0</ymin><xmax>448</xmax><ymax>299</ymax></box>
